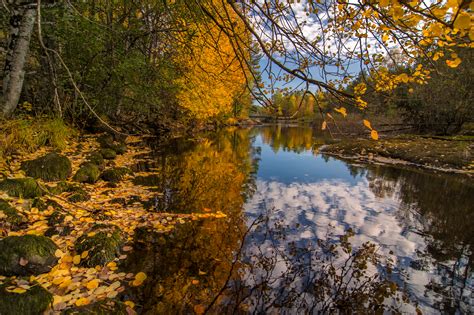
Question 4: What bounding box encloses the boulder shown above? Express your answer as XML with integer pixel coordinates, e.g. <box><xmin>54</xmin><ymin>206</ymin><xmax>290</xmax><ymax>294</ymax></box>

<box><xmin>31</xmin><ymin>197</ymin><xmax>62</xmax><ymax>211</ymax></box>
<box><xmin>75</xmin><ymin>225</ymin><xmax>123</xmax><ymax>267</ymax></box>
<box><xmin>0</xmin><ymin>199</ymin><xmax>23</xmax><ymax>227</ymax></box>
<box><xmin>0</xmin><ymin>281</ymin><xmax>53</xmax><ymax>315</ymax></box>
<box><xmin>0</xmin><ymin>235</ymin><xmax>58</xmax><ymax>276</ymax></box>
<box><xmin>0</xmin><ymin>178</ymin><xmax>43</xmax><ymax>198</ymax></box>
<box><xmin>21</xmin><ymin>152</ymin><xmax>72</xmax><ymax>181</ymax></box>
<box><xmin>100</xmin><ymin>167</ymin><xmax>132</xmax><ymax>183</ymax></box>
<box><xmin>100</xmin><ymin>148</ymin><xmax>117</xmax><ymax>160</ymax></box>
<box><xmin>86</xmin><ymin>151</ymin><xmax>105</xmax><ymax>169</ymax></box>
<box><xmin>73</xmin><ymin>163</ymin><xmax>100</xmax><ymax>184</ymax></box>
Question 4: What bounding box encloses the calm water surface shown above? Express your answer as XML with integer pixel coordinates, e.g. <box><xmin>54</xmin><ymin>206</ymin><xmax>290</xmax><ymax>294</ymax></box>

<box><xmin>127</xmin><ymin>125</ymin><xmax>473</xmax><ymax>314</ymax></box>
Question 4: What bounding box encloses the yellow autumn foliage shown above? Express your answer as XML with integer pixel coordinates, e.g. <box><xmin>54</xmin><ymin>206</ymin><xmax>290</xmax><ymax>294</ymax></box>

<box><xmin>173</xmin><ymin>2</ymin><xmax>247</xmax><ymax>119</ymax></box>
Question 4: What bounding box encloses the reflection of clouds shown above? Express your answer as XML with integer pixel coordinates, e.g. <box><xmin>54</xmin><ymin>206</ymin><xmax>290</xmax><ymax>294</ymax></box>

<box><xmin>243</xmin><ymin>179</ymin><xmax>444</xmax><ymax>313</ymax></box>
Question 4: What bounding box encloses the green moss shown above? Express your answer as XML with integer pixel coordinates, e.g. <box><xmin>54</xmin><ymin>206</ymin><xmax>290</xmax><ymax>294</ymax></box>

<box><xmin>100</xmin><ymin>148</ymin><xmax>117</xmax><ymax>160</ymax></box>
<box><xmin>31</xmin><ymin>197</ymin><xmax>62</xmax><ymax>211</ymax></box>
<box><xmin>0</xmin><ymin>281</ymin><xmax>53</xmax><ymax>315</ymax></box>
<box><xmin>73</xmin><ymin>163</ymin><xmax>100</xmax><ymax>184</ymax></box>
<box><xmin>0</xmin><ymin>178</ymin><xmax>43</xmax><ymax>198</ymax></box>
<box><xmin>75</xmin><ymin>225</ymin><xmax>123</xmax><ymax>267</ymax></box>
<box><xmin>63</xmin><ymin>299</ymin><xmax>129</xmax><ymax>314</ymax></box>
<box><xmin>44</xmin><ymin>211</ymin><xmax>71</xmax><ymax>237</ymax></box>
<box><xmin>0</xmin><ymin>199</ymin><xmax>23</xmax><ymax>226</ymax></box>
<box><xmin>86</xmin><ymin>151</ymin><xmax>105</xmax><ymax>168</ymax></box>
<box><xmin>101</xmin><ymin>167</ymin><xmax>132</xmax><ymax>183</ymax></box>
<box><xmin>0</xmin><ymin>235</ymin><xmax>58</xmax><ymax>276</ymax></box>
<box><xmin>97</xmin><ymin>134</ymin><xmax>127</xmax><ymax>155</ymax></box>
<box><xmin>21</xmin><ymin>152</ymin><xmax>72</xmax><ymax>181</ymax></box>
<box><xmin>67</xmin><ymin>190</ymin><xmax>91</xmax><ymax>203</ymax></box>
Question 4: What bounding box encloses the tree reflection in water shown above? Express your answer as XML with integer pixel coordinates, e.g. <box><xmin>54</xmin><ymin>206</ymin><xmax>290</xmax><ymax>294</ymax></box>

<box><xmin>123</xmin><ymin>126</ymin><xmax>472</xmax><ymax>314</ymax></box>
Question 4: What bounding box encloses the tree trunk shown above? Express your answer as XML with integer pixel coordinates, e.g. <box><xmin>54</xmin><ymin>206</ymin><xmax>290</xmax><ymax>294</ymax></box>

<box><xmin>1</xmin><ymin>6</ymin><xmax>37</xmax><ymax>117</ymax></box>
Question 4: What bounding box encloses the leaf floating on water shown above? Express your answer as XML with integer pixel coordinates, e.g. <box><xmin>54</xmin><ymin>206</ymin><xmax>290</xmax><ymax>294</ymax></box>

<box><xmin>132</xmin><ymin>272</ymin><xmax>147</xmax><ymax>286</ymax></box>
<box><xmin>363</xmin><ymin>119</ymin><xmax>372</xmax><ymax>130</ymax></box>
<box><xmin>371</xmin><ymin>130</ymin><xmax>379</xmax><ymax>140</ymax></box>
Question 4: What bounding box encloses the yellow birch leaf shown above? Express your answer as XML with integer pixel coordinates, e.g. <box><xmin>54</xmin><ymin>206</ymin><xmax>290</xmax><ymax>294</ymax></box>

<box><xmin>135</xmin><ymin>272</ymin><xmax>147</xmax><ymax>282</ymax></box>
<box><xmin>334</xmin><ymin>107</ymin><xmax>347</xmax><ymax>117</ymax></box>
<box><xmin>363</xmin><ymin>120</ymin><xmax>372</xmax><ymax>130</ymax></box>
<box><xmin>73</xmin><ymin>255</ymin><xmax>81</xmax><ymax>265</ymax></box>
<box><xmin>371</xmin><ymin>130</ymin><xmax>379</xmax><ymax>140</ymax></box>
<box><xmin>86</xmin><ymin>279</ymin><xmax>99</xmax><ymax>290</ymax></box>
<box><xmin>11</xmin><ymin>288</ymin><xmax>27</xmax><ymax>294</ymax></box>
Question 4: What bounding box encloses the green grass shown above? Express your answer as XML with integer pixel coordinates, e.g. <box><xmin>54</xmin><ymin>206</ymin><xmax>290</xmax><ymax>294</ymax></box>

<box><xmin>0</xmin><ymin>118</ymin><xmax>77</xmax><ymax>161</ymax></box>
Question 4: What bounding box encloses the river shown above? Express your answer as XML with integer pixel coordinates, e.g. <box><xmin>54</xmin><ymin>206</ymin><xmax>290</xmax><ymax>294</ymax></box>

<box><xmin>125</xmin><ymin>125</ymin><xmax>473</xmax><ymax>314</ymax></box>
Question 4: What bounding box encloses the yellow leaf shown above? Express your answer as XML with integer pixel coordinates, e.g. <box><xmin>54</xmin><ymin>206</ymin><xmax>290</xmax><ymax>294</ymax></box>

<box><xmin>363</xmin><ymin>120</ymin><xmax>372</xmax><ymax>130</ymax></box>
<box><xmin>73</xmin><ymin>255</ymin><xmax>81</xmax><ymax>265</ymax></box>
<box><xmin>371</xmin><ymin>129</ymin><xmax>379</xmax><ymax>140</ymax></box>
<box><xmin>81</xmin><ymin>251</ymin><xmax>89</xmax><ymax>259</ymax></box>
<box><xmin>453</xmin><ymin>12</ymin><xmax>471</xmax><ymax>30</ymax></box>
<box><xmin>54</xmin><ymin>249</ymin><xmax>64</xmax><ymax>258</ymax></box>
<box><xmin>11</xmin><ymin>288</ymin><xmax>27</xmax><ymax>294</ymax></box>
<box><xmin>135</xmin><ymin>272</ymin><xmax>147</xmax><ymax>282</ymax></box>
<box><xmin>446</xmin><ymin>58</ymin><xmax>462</xmax><ymax>68</ymax></box>
<box><xmin>334</xmin><ymin>107</ymin><xmax>347</xmax><ymax>117</ymax></box>
<box><xmin>86</xmin><ymin>279</ymin><xmax>99</xmax><ymax>290</ymax></box>
<box><xmin>321</xmin><ymin>121</ymin><xmax>327</xmax><ymax>130</ymax></box>
<box><xmin>75</xmin><ymin>297</ymin><xmax>90</xmax><ymax>307</ymax></box>
<box><xmin>192</xmin><ymin>279</ymin><xmax>200</xmax><ymax>285</ymax></box>
<box><xmin>131</xmin><ymin>279</ymin><xmax>143</xmax><ymax>287</ymax></box>
<box><xmin>398</xmin><ymin>73</ymin><xmax>409</xmax><ymax>83</ymax></box>
<box><xmin>62</xmin><ymin>255</ymin><xmax>73</xmax><ymax>263</ymax></box>
<box><xmin>124</xmin><ymin>301</ymin><xmax>135</xmax><ymax>308</ymax></box>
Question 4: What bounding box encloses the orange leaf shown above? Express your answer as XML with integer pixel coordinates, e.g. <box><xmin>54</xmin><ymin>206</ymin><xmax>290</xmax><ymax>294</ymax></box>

<box><xmin>371</xmin><ymin>129</ymin><xmax>379</xmax><ymax>140</ymax></box>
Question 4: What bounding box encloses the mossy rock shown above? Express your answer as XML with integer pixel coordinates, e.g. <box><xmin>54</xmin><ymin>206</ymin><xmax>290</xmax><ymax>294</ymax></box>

<box><xmin>100</xmin><ymin>148</ymin><xmax>117</xmax><ymax>160</ymax></box>
<box><xmin>0</xmin><ymin>178</ymin><xmax>43</xmax><ymax>198</ymax></box>
<box><xmin>132</xmin><ymin>174</ymin><xmax>160</xmax><ymax>186</ymax></box>
<box><xmin>100</xmin><ymin>167</ymin><xmax>132</xmax><ymax>183</ymax></box>
<box><xmin>46</xmin><ymin>181</ymin><xmax>71</xmax><ymax>195</ymax></box>
<box><xmin>0</xmin><ymin>235</ymin><xmax>58</xmax><ymax>276</ymax></box>
<box><xmin>86</xmin><ymin>151</ymin><xmax>105</xmax><ymax>168</ymax></box>
<box><xmin>0</xmin><ymin>199</ymin><xmax>24</xmax><ymax>226</ymax></box>
<box><xmin>21</xmin><ymin>152</ymin><xmax>72</xmax><ymax>181</ymax></box>
<box><xmin>73</xmin><ymin>163</ymin><xmax>100</xmax><ymax>184</ymax></box>
<box><xmin>97</xmin><ymin>134</ymin><xmax>127</xmax><ymax>155</ymax></box>
<box><xmin>75</xmin><ymin>225</ymin><xmax>123</xmax><ymax>267</ymax></box>
<box><xmin>45</xmin><ymin>224</ymin><xmax>72</xmax><ymax>237</ymax></box>
<box><xmin>63</xmin><ymin>299</ymin><xmax>129</xmax><ymax>314</ymax></box>
<box><xmin>0</xmin><ymin>281</ymin><xmax>53</xmax><ymax>315</ymax></box>
<box><xmin>31</xmin><ymin>197</ymin><xmax>62</xmax><ymax>211</ymax></box>
<box><xmin>67</xmin><ymin>190</ymin><xmax>90</xmax><ymax>203</ymax></box>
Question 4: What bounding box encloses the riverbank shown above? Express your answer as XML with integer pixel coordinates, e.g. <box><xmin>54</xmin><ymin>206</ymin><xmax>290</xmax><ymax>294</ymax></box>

<box><xmin>320</xmin><ymin>135</ymin><xmax>474</xmax><ymax>175</ymax></box>
<box><xmin>0</xmin><ymin>129</ymin><xmax>228</xmax><ymax>314</ymax></box>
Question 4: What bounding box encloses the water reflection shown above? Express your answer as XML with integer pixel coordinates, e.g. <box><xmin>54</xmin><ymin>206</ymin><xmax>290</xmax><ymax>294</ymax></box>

<box><xmin>127</xmin><ymin>125</ymin><xmax>473</xmax><ymax>314</ymax></box>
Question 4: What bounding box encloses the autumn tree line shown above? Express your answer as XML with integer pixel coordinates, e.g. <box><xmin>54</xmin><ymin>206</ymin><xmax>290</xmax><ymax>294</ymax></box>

<box><xmin>0</xmin><ymin>0</ymin><xmax>473</xmax><ymax>135</ymax></box>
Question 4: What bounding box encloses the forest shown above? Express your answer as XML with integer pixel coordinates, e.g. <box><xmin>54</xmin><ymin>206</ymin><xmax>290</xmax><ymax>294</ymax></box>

<box><xmin>0</xmin><ymin>0</ymin><xmax>473</xmax><ymax>314</ymax></box>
